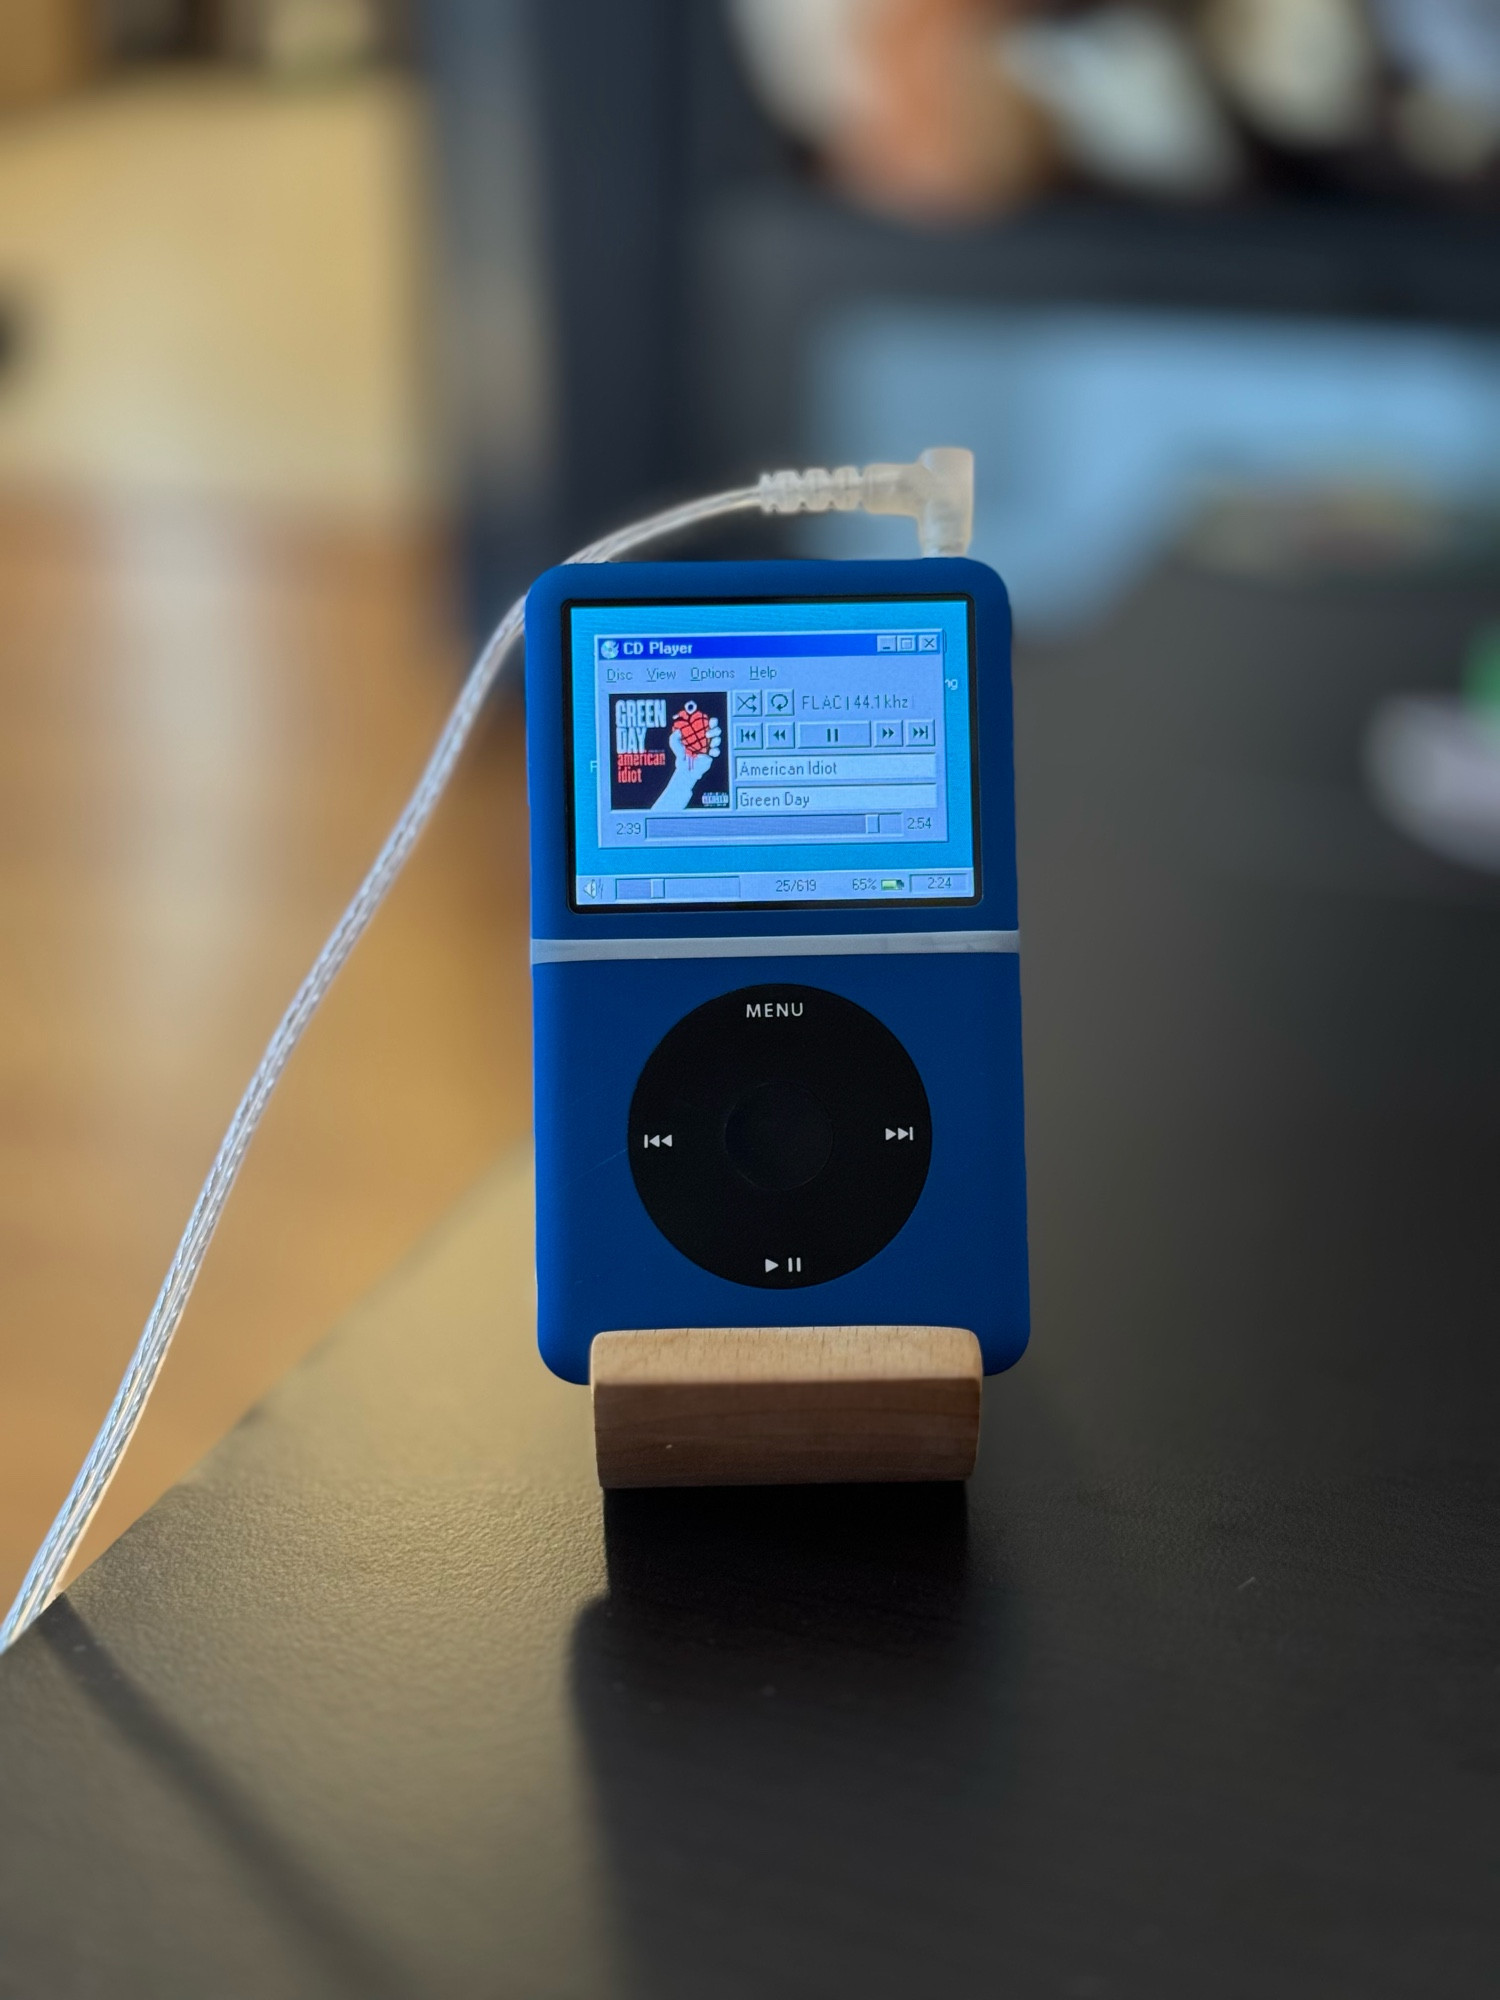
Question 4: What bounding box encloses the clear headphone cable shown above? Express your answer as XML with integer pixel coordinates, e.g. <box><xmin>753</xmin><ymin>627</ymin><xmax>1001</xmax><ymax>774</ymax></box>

<box><xmin>1</xmin><ymin>444</ymin><xmax>974</xmax><ymax>1652</ymax></box>
<box><xmin>0</xmin><ymin>484</ymin><xmax>762</xmax><ymax>1653</ymax></box>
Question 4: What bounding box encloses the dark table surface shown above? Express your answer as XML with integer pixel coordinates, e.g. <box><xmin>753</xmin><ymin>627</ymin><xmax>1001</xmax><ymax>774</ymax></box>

<box><xmin>3</xmin><ymin>558</ymin><xmax>1498</xmax><ymax>2000</ymax></box>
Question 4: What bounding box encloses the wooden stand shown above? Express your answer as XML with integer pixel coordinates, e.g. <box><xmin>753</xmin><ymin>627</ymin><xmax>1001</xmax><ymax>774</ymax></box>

<box><xmin>590</xmin><ymin>1325</ymin><xmax>982</xmax><ymax>1489</ymax></box>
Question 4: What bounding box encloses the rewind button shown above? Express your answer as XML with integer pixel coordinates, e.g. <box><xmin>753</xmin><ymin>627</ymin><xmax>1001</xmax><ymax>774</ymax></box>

<box><xmin>642</xmin><ymin>1133</ymin><xmax>673</xmax><ymax>1149</ymax></box>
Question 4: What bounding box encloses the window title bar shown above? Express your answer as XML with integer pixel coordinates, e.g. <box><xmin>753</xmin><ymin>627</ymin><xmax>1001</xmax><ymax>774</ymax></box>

<box><xmin>596</xmin><ymin>632</ymin><xmax>944</xmax><ymax>661</ymax></box>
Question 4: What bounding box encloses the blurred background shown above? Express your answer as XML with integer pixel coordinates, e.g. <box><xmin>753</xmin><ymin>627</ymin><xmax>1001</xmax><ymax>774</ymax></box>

<box><xmin>3</xmin><ymin>0</ymin><xmax>1500</xmax><ymax>1602</ymax></box>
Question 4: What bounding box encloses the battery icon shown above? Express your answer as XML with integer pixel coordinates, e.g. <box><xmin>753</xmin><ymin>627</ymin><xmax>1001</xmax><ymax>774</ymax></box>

<box><xmin>881</xmin><ymin>878</ymin><xmax>905</xmax><ymax>890</ymax></box>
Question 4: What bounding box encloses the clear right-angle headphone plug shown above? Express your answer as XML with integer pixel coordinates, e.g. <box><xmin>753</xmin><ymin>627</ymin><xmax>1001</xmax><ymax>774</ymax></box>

<box><xmin>757</xmin><ymin>447</ymin><xmax>975</xmax><ymax>558</ymax></box>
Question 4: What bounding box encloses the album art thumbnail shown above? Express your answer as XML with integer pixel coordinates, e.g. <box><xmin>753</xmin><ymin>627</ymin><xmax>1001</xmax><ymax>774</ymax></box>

<box><xmin>609</xmin><ymin>690</ymin><xmax>728</xmax><ymax>812</ymax></box>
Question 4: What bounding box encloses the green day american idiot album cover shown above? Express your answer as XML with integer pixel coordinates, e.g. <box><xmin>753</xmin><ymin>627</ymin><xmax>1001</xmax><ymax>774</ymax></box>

<box><xmin>609</xmin><ymin>691</ymin><xmax>729</xmax><ymax>813</ymax></box>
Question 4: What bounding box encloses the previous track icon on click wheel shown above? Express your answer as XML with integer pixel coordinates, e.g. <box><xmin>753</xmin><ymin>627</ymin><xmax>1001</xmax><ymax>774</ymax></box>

<box><xmin>610</xmin><ymin>691</ymin><xmax>728</xmax><ymax>814</ymax></box>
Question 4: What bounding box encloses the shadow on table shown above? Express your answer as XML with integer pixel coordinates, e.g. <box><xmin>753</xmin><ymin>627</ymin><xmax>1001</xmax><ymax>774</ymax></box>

<box><xmin>34</xmin><ymin>1598</ymin><xmax>407</xmax><ymax>2000</ymax></box>
<box><xmin>568</xmin><ymin>1480</ymin><xmax>1025</xmax><ymax>2000</ymax></box>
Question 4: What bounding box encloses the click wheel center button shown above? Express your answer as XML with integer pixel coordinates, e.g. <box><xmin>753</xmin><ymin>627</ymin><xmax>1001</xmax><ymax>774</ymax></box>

<box><xmin>723</xmin><ymin>1081</ymin><xmax>834</xmax><ymax>1192</ymax></box>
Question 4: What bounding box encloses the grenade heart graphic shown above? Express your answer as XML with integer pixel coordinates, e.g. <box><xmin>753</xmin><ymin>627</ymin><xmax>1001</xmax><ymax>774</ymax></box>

<box><xmin>672</xmin><ymin>701</ymin><xmax>713</xmax><ymax>759</ymax></box>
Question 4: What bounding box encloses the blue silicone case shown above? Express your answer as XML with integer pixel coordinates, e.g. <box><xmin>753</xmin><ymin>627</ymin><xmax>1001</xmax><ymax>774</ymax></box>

<box><xmin>525</xmin><ymin>557</ymin><xmax>1028</xmax><ymax>1384</ymax></box>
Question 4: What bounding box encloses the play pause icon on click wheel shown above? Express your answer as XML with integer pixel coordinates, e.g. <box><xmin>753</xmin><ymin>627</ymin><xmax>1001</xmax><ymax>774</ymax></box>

<box><xmin>765</xmin><ymin>1257</ymin><xmax>803</xmax><ymax>1274</ymax></box>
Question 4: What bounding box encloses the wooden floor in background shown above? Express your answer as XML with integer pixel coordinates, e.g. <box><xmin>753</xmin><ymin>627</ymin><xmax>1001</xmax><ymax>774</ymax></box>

<box><xmin>0</xmin><ymin>498</ymin><xmax>531</xmax><ymax>1602</ymax></box>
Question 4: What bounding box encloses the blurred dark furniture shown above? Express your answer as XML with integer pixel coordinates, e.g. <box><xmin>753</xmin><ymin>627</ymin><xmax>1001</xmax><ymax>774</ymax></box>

<box><xmin>3</xmin><ymin>556</ymin><xmax>1498</xmax><ymax>1997</ymax></box>
<box><xmin>419</xmin><ymin>0</ymin><xmax>1500</xmax><ymax>625</ymax></box>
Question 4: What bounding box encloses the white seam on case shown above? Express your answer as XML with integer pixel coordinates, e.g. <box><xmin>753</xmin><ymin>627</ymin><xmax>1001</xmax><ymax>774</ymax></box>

<box><xmin>530</xmin><ymin>929</ymin><xmax>1019</xmax><ymax>964</ymax></box>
